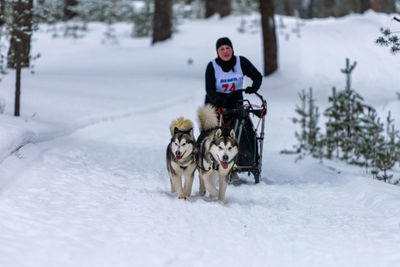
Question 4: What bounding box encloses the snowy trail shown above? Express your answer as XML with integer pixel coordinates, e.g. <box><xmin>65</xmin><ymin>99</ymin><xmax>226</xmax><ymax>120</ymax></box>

<box><xmin>0</xmin><ymin>95</ymin><xmax>191</xmax><ymax>164</ymax></box>
<box><xmin>1</xmin><ymin>99</ymin><xmax>400</xmax><ymax>267</ymax></box>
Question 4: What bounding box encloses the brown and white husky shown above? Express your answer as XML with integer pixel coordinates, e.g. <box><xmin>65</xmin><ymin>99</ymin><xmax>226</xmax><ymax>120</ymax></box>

<box><xmin>196</xmin><ymin>104</ymin><xmax>238</xmax><ymax>203</ymax></box>
<box><xmin>166</xmin><ymin>117</ymin><xmax>197</xmax><ymax>199</ymax></box>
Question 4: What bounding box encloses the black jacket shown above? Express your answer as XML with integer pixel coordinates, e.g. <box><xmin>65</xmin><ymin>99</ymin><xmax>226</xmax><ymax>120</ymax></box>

<box><xmin>205</xmin><ymin>56</ymin><xmax>262</xmax><ymax>109</ymax></box>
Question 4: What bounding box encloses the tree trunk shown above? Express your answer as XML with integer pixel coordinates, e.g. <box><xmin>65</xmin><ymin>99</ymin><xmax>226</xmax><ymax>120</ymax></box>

<box><xmin>152</xmin><ymin>0</ymin><xmax>173</xmax><ymax>44</ymax></box>
<box><xmin>7</xmin><ymin>0</ymin><xmax>33</xmax><ymax>116</ymax></box>
<box><xmin>0</xmin><ymin>0</ymin><xmax>5</xmax><ymax>26</ymax></box>
<box><xmin>218</xmin><ymin>0</ymin><xmax>231</xmax><ymax>18</ymax></box>
<box><xmin>379</xmin><ymin>0</ymin><xmax>396</xmax><ymax>13</ymax></box>
<box><xmin>64</xmin><ymin>0</ymin><xmax>78</xmax><ymax>20</ymax></box>
<box><xmin>205</xmin><ymin>0</ymin><xmax>231</xmax><ymax>18</ymax></box>
<box><xmin>15</xmin><ymin>50</ymin><xmax>21</xmax><ymax>116</ymax></box>
<box><xmin>322</xmin><ymin>0</ymin><xmax>335</xmax><ymax>17</ymax></box>
<box><xmin>360</xmin><ymin>0</ymin><xmax>370</xmax><ymax>13</ymax></box>
<box><xmin>282</xmin><ymin>0</ymin><xmax>293</xmax><ymax>16</ymax></box>
<box><xmin>260</xmin><ymin>0</ymin><xmax>278</xmax><ymax>76</ymax></box>
<box><xmin>7</xmin><ymin>0</ymin><xmax>33</xmax><ymax>69</ymax></box>
<box><xmin>370</xmin><ymin>0</ymin><xmax>379</xmax><ymax>11</ymax></box>
<box><xmin>205</xmin><ymin>0</ymin><xmax>218</xmax><ymax>18</ymax></box>
<box><xmin>307</xmin><ymin>0</ymin><xmax>315</xmax><ymax>18</ymax></box>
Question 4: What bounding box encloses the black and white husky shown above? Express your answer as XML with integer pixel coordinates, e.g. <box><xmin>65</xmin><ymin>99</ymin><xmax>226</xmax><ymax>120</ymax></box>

<box><xmin>196</xmin><ymin>104</ymin><xmax>239</xmax><ymax>203</ymax></box>
<box><xmin>166</xmin><ymin>117</ymin><xmax>197</xmax><ymax>199</ymax></box>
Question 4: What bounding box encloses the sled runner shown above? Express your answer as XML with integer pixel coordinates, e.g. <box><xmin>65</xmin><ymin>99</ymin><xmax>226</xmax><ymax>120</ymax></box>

<box><xmin>217</xmin><ymin>90</ymin><xmax>267</xmax><ymax>183</ymax></box>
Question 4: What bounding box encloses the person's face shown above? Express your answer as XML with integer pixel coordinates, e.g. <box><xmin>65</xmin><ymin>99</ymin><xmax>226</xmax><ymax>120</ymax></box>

<box><xmin>217</xmin><ymin>45</ymin><xmax>233</xmax><ymax>61</ymax></box>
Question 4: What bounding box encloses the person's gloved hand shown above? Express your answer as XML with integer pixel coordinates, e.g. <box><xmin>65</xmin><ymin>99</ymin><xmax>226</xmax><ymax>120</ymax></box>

<box><xmin>245</xmin><ymin>86</ymin><xmax>257</xmax><ymax>94</ymax></box>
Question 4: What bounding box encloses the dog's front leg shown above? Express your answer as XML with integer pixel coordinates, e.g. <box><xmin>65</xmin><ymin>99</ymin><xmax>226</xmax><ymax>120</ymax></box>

<box><xmin>183</xmin><ymin>166</ymin><xmax>196</xmax><ymax>197</ymax></box>
<box><xmin>198</xmin><ymin>172</ymin><xmax>206</xmax><ymax>196</ymax></box>
<box><xmin>170</xmin><ymin>174</ymin><xmax>185</xmax><ymax>199</ymax></box>
<box><xmin>203</xmin><ymin>172</ymin><xmax>218</xmax><ymax>198</ymax></box>
<box><xmin>170</xmin><ymin>178</ymin><xmax>176</xmax><ymax>193</ymax></box>
<box><xmin>218</xmin><ymin>175</ymin><xmax>229</xmax><ymax>203</ymax></box>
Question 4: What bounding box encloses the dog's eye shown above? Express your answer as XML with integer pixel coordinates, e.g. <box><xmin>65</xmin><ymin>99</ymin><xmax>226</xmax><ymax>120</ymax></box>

<box><xmin>174</xmin><ymin>142</ymin><xmax>178</xmax><ymax>146</ymax></box>
<box><xmin>182</xmin><ymin>143</ymin><xmax>186</xmax><ymax>146</ymax></box>
<box><xmin>218</xmin><ymin>146</ymin><xmax>223</xmax><ymax>150</ymax></box>
<box><xmin>228</xmin><ymin>147</ymin><xmax>232</xmax><ymax>151</ymax></box>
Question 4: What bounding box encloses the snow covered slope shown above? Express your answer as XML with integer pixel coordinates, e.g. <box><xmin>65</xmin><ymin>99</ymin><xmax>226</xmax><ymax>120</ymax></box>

<box><xmin>0</xmin><ymin>11</ymin><xmax>399</xmax><ymax>267</ymax></box>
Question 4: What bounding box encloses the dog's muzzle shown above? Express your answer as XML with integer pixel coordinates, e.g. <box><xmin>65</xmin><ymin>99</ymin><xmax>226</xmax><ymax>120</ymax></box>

<box><xmin>220</xmin><ymin>154</ymin><xmax>229</xmax><ymax>169</ymax></box>
<box><xmin>175</xmin><ymin>150</ymin><xmax>182</xmax><ymax>160</ymax></box>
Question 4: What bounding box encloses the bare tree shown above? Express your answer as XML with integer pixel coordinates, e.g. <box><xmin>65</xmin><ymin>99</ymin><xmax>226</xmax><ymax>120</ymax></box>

<box><xmin>152</xmin><ymin>0</ymin><xmax>173</xmax><ymax>44</ymax></box>
<box><xmin>7</xmin><ymin>0</ymin><xmax>34</xmax><ymax>116</ymax></box>
<box><xmin>260</xmin><ymin>0</ymin><xmax>278</xmax><ymax>76</ymax></box>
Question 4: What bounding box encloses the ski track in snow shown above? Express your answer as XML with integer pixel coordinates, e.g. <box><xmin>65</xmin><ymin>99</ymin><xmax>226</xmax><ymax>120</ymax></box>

<box><xmin>0</xmin><ymin>94</ymin><xmax>191</xmax><ymax>164</ymax></box>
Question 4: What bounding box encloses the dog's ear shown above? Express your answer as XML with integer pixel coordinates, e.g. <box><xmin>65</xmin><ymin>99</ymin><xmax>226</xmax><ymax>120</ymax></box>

<box><xmin>174</xmin><ymin>127</ymin><xmax>179</xmax><ymax>134</ymax></box>
<box><xmin>215</xmin><ymin>128</ymin><xmax>222</xmax><ymax>138</ymax></box>
<box><xmin>229</xmin><ymin>129</ymin><xmax>236</xmax><ymax>139</ymax></box>
<box><xmin>189</xmin><ymin>128</ymin><xmax>194</xmax><ymax>138</ymax></box>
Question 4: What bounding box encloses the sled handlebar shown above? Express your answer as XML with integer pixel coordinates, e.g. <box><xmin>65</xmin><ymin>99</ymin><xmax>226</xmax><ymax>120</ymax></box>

<box><xmin>221</xmin><ymin>89</ymin><xmax>265</xmax><ymax>108</ymax></box>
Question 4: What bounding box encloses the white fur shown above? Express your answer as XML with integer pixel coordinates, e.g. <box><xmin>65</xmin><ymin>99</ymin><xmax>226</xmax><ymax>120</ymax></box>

<box><xmin>197</xmin><ymin>104</ymin><xmax>218</xmax><ymax>131</ymax></box>
<box><xmin>198</xmin><ymin>131</ymin><xmax>238</xmax><ymax>203</ymax></box>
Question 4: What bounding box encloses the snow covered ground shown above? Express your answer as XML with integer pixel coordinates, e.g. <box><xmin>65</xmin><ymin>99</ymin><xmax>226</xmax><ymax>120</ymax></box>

<box><xmin>0</xmin><ymin>11</ymin><xmax>400</xmax><ymax>267</ymax></box>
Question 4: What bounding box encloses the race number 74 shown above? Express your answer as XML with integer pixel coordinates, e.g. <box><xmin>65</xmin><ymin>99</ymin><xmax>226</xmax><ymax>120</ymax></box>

<box><xmin>222</xmin><ymin>83</ymin><xmax>236</xmax><ymax>92</ymax></box>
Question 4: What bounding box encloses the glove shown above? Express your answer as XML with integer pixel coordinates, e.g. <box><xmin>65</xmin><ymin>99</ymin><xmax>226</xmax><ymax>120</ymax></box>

<box><xmin>245</xmin><ymin>86</ymin><xmax>257</xmax><ymax>94</ymax></box>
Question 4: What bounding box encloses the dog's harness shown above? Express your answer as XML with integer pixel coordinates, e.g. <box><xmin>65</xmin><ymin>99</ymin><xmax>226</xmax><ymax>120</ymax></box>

<box><xmin>210</xmin><ymin>155</ymin><xmax>219</xmax><ymax>170</ymax></box>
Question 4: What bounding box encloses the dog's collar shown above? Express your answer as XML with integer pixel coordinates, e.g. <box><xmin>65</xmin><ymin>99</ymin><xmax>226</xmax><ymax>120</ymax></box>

<box><xmin>176</xmin><ymin>152</ymin><xmax>195</xmax><ymax>168</ymax></box>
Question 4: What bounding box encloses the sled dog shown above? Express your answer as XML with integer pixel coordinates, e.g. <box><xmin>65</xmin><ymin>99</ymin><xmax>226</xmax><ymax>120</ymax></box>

<box><xmin>196</xmin><ymin>104</ymin><xmax>238</xmax><ymax>203</ymax></box>
<box><xmin>166</xmin><ymin>117</ymin><xmax>197</xmax><ymax>199</ymax></box>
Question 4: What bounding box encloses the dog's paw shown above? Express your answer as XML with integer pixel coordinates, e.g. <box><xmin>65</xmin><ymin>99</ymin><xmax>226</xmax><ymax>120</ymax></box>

<box><xmin>178</xmin><ymin>194</ymin><xmax>187</xmax><ymax>199</ymax></box>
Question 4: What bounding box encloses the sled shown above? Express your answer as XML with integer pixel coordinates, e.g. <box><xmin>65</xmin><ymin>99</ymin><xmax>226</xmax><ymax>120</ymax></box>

<box><xmin>218</xmin><ymin>90</ymin><xmax>267</xmax><ymax>183</ymax></box>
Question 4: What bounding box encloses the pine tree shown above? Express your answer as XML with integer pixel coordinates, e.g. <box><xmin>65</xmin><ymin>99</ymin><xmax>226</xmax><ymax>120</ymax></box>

<box><xmin>293</xmin><ymin>89</ymin><xmax>307</xmax><ymax>152</ymax></box>
<box><xmin>324</xmin><ymin>87</ymin><xmax>341</xmax><ymax>158</ymax></box>
<box><xmin>306</xmin><ymin>87</ymin><xmax>320</xmax><ymax>153</ymax></box>
<box><xmin>375</xmin><ymin>112</ymin><xmax>400</xmax><ymax>182</ymax></box>
<box><xmin>376</xmin><ymin>18</ymin><xmax>400</xmax><ymax>54</ymax></box>
<box><xmin>323</xmin><ymin>58</ymin><xmax>374</xmax><ymax>163</ymax></box>
<box><xmin>376</xmin><ymin>27</ymin><xmax>400</xmax><ymax>54</ymax></box>
<box><xmin>292</xmin><ymin>88</ymin><xmax>320</xmax><ymax>153</ymax></box>
<box><xmin>354</xmin><ymin>107</ymin><xmax>384</xmax><ymax>169</ymax></box>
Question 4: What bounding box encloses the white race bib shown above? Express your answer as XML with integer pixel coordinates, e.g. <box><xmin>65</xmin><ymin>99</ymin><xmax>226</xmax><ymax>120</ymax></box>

<box><xmin>212</xmin><ymin>56</ymin><xmax>244</xmax><ymax>94</ymax></box>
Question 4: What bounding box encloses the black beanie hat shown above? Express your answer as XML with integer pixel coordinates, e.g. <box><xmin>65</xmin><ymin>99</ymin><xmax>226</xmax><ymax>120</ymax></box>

<box><xmin>216</xmin><ymin>37</ymin><xmax>233</xmax><ymax>51</ymax></box>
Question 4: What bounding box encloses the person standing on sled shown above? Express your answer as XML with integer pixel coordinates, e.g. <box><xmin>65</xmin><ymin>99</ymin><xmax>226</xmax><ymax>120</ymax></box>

<box><xmin>205</xmin><ymin>37</ymin><xmax>262</xmax><ymax>109</ymax></box>
<box><xmin>200</xmin><ymin>37</ymin><xmax>263</xmax><ymax>174</ymax></box>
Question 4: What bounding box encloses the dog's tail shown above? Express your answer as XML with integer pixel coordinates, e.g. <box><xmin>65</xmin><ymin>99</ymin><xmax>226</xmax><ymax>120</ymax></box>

<box><xmin>197</xmin><ymin>104</ymin><xmax>218</xmax><ymax>132</ymax></box>
<box><xmin>170</xmin><ymin>117</ymin><xmax>193</xmax><ymax>136</ymax></box>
